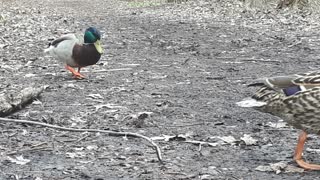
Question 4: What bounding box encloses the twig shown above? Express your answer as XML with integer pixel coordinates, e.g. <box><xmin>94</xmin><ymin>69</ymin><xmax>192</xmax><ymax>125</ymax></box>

<box><xmin>74</xmin><ymin>133</ymin><xmax>91</xmax><ymax>143</ymax></box>
<box><xmin>84</xmin><ymin>68</ymin><xmax>133</xmax><ymax>73</ymax></box>
<box><xmin>30</xmin><ymin>142</ymin><xmax>48</xmax><ymax>148</ymax></box>
<box><xmin>0</xmin><ymin>36</ymin><xmax>12</xmax><ymax>45</ymax></box>
<box><xmin>239</xmin><ymin>58</ymin><xmax>281</xmax><ymax>63</ymax></box>
<box><xmin>217</xmin><ymin>57</ymin><xmax>281</xmax><ymax>63</ymax></box>
<box><xmin>7</xmin><ymin>146</ymin><xmax>51</xmax><ymax>155</ymax></box>
<box><xmin>184</xmin><ymin>140</ymin><xmax>221</xmax><ymax>147</ymax></box>
<box><xmin>164</xmin><ymin>122</ymin><xmax>206</xmax><ymax>128</ymax></box>
<box><xmin>0</xmin><ymin>117</ymin><xmax>163</xmax><ymax>163</ymax></box>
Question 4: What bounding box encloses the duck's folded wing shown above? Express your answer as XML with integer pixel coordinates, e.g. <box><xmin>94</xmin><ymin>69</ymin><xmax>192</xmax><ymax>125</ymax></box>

<box><xmin>248</xmin><ymin>75</ymin><xmax>299</xmax><ymax>90</ymax></box>
<box><xmin>247</xmin><ymin>72</ymin><xmax>320</xmax><ymax>98</ymax></box>
<box><xmin>50</xmin><ymin>34</ymin><xmax>78</xmax><ymax>47</ymax></box>
<box><xmin>250</xmin><ymin>72</ymin><xmax>320</xmax><ymax>90</ymax></box>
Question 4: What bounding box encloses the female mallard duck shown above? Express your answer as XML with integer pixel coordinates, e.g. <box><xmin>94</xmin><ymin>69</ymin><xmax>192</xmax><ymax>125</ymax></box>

<box><xmin>45</xmin><ymin>27</ymin><xmax>103</xmax><ymax>79</ymax></box>
<box><xmin>237</xmin><ymin>71</ymin><xmax>320</xmax><ymax>170</ymax></box>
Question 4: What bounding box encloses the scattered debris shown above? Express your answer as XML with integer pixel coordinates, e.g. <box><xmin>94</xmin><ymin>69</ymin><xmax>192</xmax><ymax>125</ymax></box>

<box><xmin>7</xmin><ymin>155</ymin><xmax>31</xmax><ymax>165</ymax></box>
<box><xmin>216</xmin><ymin>136</ymin><xmax>237</xmax><ymax>144</ymax></box>
<box><xmin>240</xmin><ymin>134</ymin><xmax>258</xmax><ymax>145</ymax></box>
<box><xmin>24</xmin><ymin>73</ymin><xmax>36</xmax><ymax>78</ymax></box>
<box><xmin>87</xmin><ymin>93</ymin><xmax>104</xmax><ymax>99</ymax></box>
<box><xmin>93</xmin><ymin>104</ymin><xmax>126</xmax><ymax>111</ymax></box>
<box><xmin>66</xmin><ymin>152</ymin><xmax>86</xmax><ymax>159</ymax></box>
<box><xmin>0</xmin><ymin>86</ymin><xmax>47</xmax><ymax>117</ymax></box>
<box><xmin>306</xmin><ymin>148</ymin><xmax>320</xmax><ymax>153</ymax></box>
<box><xmin>0</xmin><ymin>117</ymin><xmax>163</xmax><ymax>162</ymax></box>
<box><xmin>255</xmin><ymin>161</ymin><xmax>304</xmax><ymax>174</ymax></box>
<box><xmin>266</xmin><ymin>120</ymin><xmax>288</xmax><ymax>128</ymax></box>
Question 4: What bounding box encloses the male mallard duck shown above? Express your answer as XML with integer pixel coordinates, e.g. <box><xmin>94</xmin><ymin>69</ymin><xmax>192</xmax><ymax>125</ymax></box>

<box><xmin>237</xmin><ymin>71</ymin><xmax>320</xmax><ymax>170</ymax></box>
<box><xmin>44</xmin><ymin>27</ymin><xmax>103</xmax><ymax>79</ymax></box>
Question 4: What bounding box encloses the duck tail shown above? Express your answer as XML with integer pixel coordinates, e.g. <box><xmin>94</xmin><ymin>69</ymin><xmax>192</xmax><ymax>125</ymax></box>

<box><xmin>247</xmin><ymin>82</ymin><xmax>265</xmax><ymax>87</ymax></box>
<box><xmin>44</xmin><ymin>44</ymin><xmax>54</xmax><ymax>53</ymax></box>
<box><xmin>236</xmin><ymin>98</ymin><xmax>267</xmax><ymax>108</ymax></box>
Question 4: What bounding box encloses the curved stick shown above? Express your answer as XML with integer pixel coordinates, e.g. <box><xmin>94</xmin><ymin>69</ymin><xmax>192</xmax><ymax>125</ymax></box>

<box><xmin>0</xmin><ymin>117</ymin><xmax>163</xmax><ymax>163</ymax></box>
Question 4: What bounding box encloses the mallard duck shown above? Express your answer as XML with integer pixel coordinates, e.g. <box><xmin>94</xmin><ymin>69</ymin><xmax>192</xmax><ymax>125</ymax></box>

<box><xmin>237</xmin><ymin>71</ymin><xmax>320</xmax><ymax>170</ymax></box>
<box><xmin>44</xmin><ymin>27</ymin><xmax>103</xmax><ymax>79</ymax></box>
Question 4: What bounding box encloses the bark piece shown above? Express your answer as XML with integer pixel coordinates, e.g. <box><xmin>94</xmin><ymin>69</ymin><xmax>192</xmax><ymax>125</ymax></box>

<box><xmin>0</xmin><ymin>86</ymin><xmax>46</xmax><ymax>117</ymax></box>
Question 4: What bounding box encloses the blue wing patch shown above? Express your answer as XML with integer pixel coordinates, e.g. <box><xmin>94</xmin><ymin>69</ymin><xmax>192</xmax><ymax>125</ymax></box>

<box><xmin>283</xmin><ymin>86</ymin><xmax>302</xmax><ymax>96</ymax></box>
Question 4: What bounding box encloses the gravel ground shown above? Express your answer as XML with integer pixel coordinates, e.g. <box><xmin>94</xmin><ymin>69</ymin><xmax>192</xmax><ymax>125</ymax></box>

<box><xmin>1</xmin><ymin>0</ymin><xmax>320</xmax><ymax>179</ymax></box>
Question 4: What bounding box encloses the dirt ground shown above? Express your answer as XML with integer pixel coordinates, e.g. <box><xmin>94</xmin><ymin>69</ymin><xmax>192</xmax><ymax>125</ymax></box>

<box><xmin>2</xmin><ymin>0</ymin><xmax>320</xmax><ymax>179</ymax></box>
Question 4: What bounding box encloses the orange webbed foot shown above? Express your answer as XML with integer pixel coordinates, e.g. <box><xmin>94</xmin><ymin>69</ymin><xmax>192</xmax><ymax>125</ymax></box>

<box><xmin>294</xmin><ymin>131</ymin><xmax>320</xmax><ymax>170</ymax></box>
<box><xmin>295</xmin><ymin>159</ymin><xmax>320</xmax><ymax>170</ymax></box>
<box><xmin>72</xmin><ymin>73</ymin><xmax>85</xmax><ymax>79</ymax></box>
<box><xmin>65</xmin><ymin>65</ymin><xmax>85</xmax><ymax>79</ymax></box>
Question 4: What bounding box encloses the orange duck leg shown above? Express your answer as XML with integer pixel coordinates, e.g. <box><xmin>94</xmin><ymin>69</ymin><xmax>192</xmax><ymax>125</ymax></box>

<box><xmin>65</xmin><ymin>65</ymin><xmax>85</xmax><ymax>79</ymax></box>
<box><xmin>294</xmin><ymin>131</ymin><xmax>320</xmax><ymax>170</ymax></box>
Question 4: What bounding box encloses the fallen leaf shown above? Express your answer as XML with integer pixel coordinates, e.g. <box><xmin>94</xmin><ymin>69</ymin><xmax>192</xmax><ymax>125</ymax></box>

<box><xmin>24</xmin><ymin>60</ymin><xmax>33</xmax><ymax>66</ymax></box>
<box><xmin>270</xmin><ymin>161</ymin><xmax>287</xmax><ymax>174</ymax></box>
<box><xmin>63</xmin><ymin>83</ymin><xmax>77</xmax><ymax>89</ymax></box>
<box><xmin>217</xmin><ymin>136</ymin><xmax>237</xmax><ymax>144</ymax></box>
<box><xmin>32</xmin><ymin>99</ymin><xmax>42</xmax><ymax>105</ymax></box>
<box><xmin>93</xmin><ymin>104</ymin><xmax>126</xmax><ymax>111</ymax></box>
<box><xmin>0</xmin><ymin>44</ymin><xmax>7</xmax><ymax>48</ymax></box>
<box><xmin>306</xmin><ymin>148</ymin><xmax>320</xmax><ymax>153</ymax></box>
<box><xmin>240</xmin><ymin>134</ymin><xmax>258</xmax><ymax>145</ymax></box>
<box><xmin>284</xmin><ymin>165</ymin><xmax>304</xmax><ymax>173</ymax></box>
<box><xmin>66</xmin><ymin>152</ymin><xmax>86</xmax><ymax>158</ymax></box>
<box><xmin>86</xmin><ymin>145</ymin><xmax>98</xmax><ymax>151</ymax></box>
<box><xmin>266</xmin><ymin>120</ymin><xmax>287</xmax><ymax>128</ymax></box>
<box><xmin>21</xmin><ymin>129</ymin><xmax>28</xmax><ymax>136</ymax></box>
<box><xmin>255</xmin><ymin>165</ymin><xmax>273</xmax><ymax>172</ymax></box>
<box><xmin>87</xmin><ymin>93</ymin><xmax>104</xmax><ymax>99</ymax></box>
<box><xmin>7</xmin><ymin>155</ymin><xmax>31</xmax><ymax>165</ymax></box>
<box><xmin>200</xmin><ymin>174</ymin><xmax>212</xmax><ymax>180</ymax></box>
<box><xmin>255</xmin><ymin>161</ymin><xmax>303</xmax><ymax>174</ymax></box>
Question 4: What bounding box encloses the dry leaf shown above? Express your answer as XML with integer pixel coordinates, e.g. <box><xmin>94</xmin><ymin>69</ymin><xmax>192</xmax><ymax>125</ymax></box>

<box><xmin>86</xmin><ymin>145</ymin><xmax>98</xmax><ymax>150</ymax></box>
<box><xmin>32</xmin><ymin>99</ymin><xmax>42</xmax><ymax>105</ymax></box>
<box><xmin>217</xmin><ymin>136</ymin><xmax>237</xmax><ymax>144</ymax></box>
<box><xmin>87</xmin><ymin>93</ymin><xmax>104</xmax><ymax>99</ymax></box>
<box><xmin>240</xmin><ymin>134</ymin><xmax>258</xmax><ymax>145</ymax></box>
<box><xmin>255</xmin><ymin>161</ymin><xmax>303</xmax><ymax>174</ymax></box>
<box><xmin>306</xmin><ymin>148</ymin><xmax>320</xmax><ymax>153</ymax></box>
<box><xmin>7</xmin><ymin>155</ymin><xmax>31</xmax><ymax>165</ymax></box>
<box><xmin>266</xmin><ymin>120</ymin><xmax>288</xmax><ymax>128</ymax></box>
<box><xmin>94</xmin><ymin>104</ymin><xmax>126</xmax><ymax>111</ymax></box>
<box><xmin>66</xmin><ymin>152</ymin><xmax>86</xmax><ymax>158</ymax></box>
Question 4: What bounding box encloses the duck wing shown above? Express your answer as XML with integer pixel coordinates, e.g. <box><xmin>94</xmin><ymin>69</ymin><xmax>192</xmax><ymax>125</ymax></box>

<box><xmin>44</xmin><ymin>34</ymin><xmax>80</xmax><ymax>66</ymax></box>
<box><xmin>249</xmin><ymin>71</ymin><xmax>320</xmax><ymax>91</ymax></box>
<box><xmin>49</xmin><ymin>34</ymin><xmax>78</xmax><ymax>47</ymax></box>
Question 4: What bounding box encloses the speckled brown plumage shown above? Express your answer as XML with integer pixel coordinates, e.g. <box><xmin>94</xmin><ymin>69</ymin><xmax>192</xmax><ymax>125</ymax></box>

<box><xmin>237</xmin><ymin>71</ymin><xmax>320</xmax><ymax>170</ymax></box>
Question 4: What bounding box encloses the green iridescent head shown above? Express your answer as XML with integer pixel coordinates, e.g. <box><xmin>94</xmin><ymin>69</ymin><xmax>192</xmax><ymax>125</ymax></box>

<box><xmin>84</xmin><ymin>27</ymin><xmax>103</xmax><ymax>54</ymax></box>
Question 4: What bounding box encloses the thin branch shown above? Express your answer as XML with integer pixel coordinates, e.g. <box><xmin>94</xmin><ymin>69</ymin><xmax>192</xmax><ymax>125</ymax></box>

<box><xmin>7</xmin><ymin>146</ymin><xmax>51</xmax><ymax>155</ymax></box>
<box><xmin>0</xmin><ymin>36</ymin><xmax>12</xmax><ymax>45</ymax></box>
<box><xmin>0</xmin><ymin>117</ymin><xmax>163</xmax><ymax>163</ymax></box>
<box><xmin>82</xmin><ymin>68</ymin><xmax>133</xmax><ymax>73</ymax></box>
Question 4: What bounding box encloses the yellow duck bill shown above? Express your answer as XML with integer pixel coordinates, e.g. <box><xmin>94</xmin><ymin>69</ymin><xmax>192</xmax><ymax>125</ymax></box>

<box><xmin>94</xmin><ymin>40</ymin><xmax>103</xmax><ymax>54</ymax></box>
